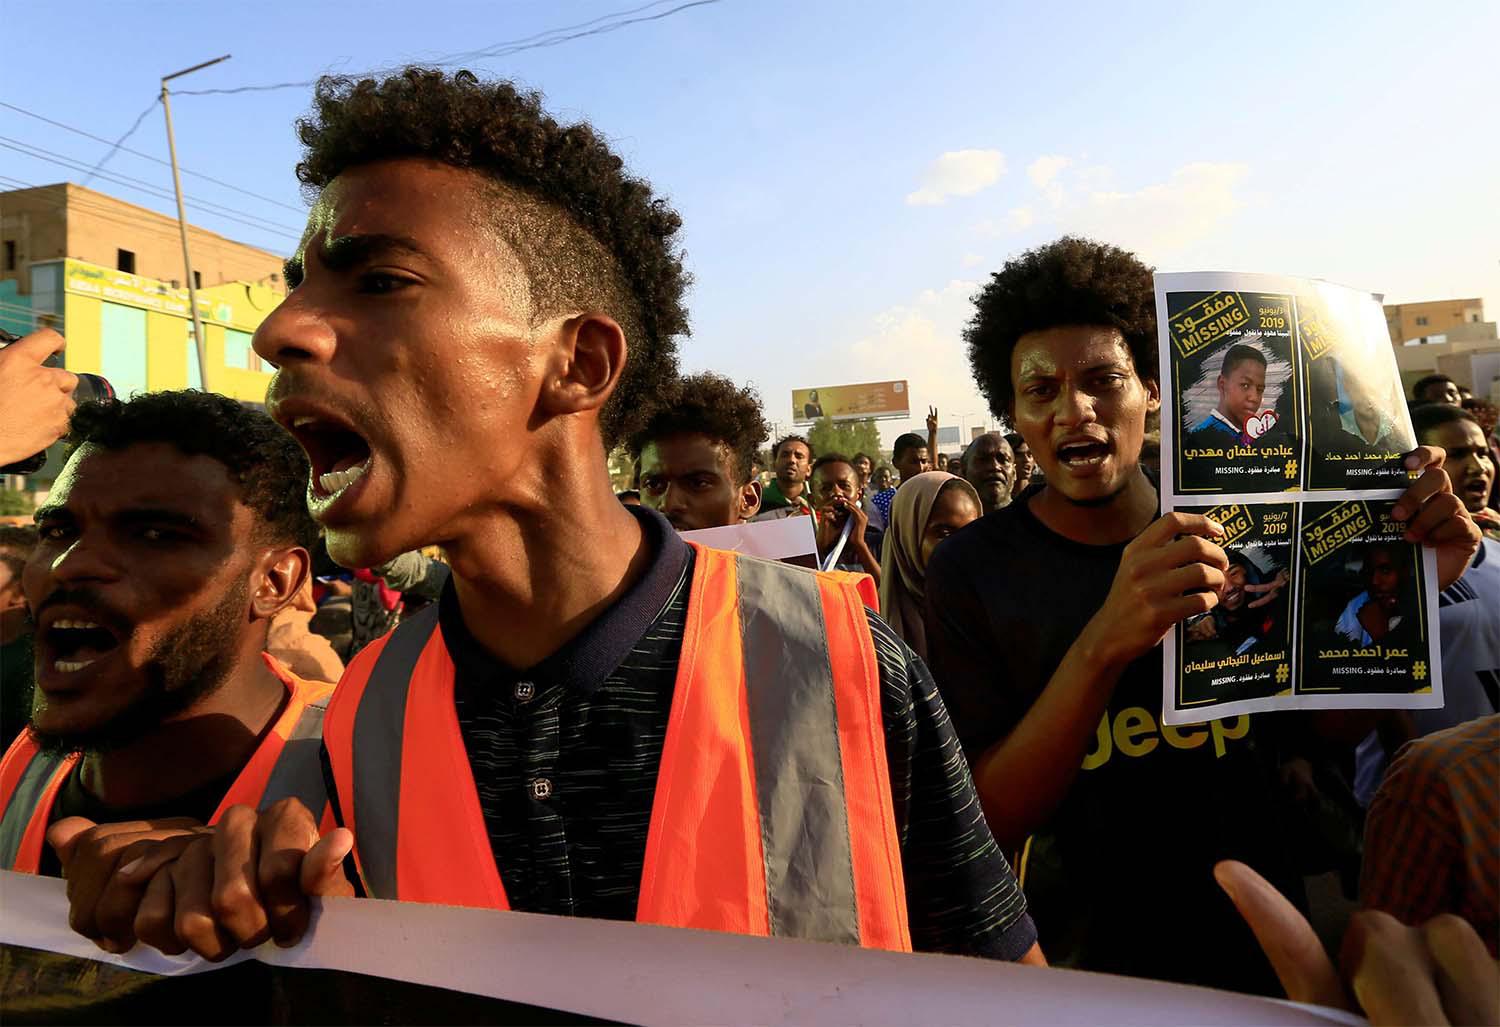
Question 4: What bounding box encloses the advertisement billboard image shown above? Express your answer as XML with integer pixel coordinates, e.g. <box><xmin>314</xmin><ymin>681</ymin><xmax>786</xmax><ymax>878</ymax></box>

<box><xmin>791</xmin><ymin>380</ymin><xmax>909</xmax><ymax>423</ymax></box>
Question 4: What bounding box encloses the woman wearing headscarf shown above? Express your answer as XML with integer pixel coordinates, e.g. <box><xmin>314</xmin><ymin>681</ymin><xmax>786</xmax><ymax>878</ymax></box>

<box><xmin>878</xmin><ymin>470</ymin><xmax>982</xmax><ymax>661</ymax></box>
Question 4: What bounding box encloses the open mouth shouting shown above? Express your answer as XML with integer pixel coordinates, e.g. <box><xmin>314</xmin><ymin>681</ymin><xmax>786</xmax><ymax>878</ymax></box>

<box><xmin>1054</xmin><ymin>434</ymin><xmax>1112</xmax><ymax>476</ymax></box>
<box><xmin>37</xmin><ymin>610</ymin><xmax>125</xmax><ymax>685</ymax></box>
<box><xmin>276</xmin><ymin>400</ymin><xmax>377</xmax><ymax>519</ymax></box>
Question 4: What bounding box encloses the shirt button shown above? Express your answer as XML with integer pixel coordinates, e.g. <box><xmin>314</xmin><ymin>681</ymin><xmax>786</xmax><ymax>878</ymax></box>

<box><xmin>530</xmin><ymin>777</ymin><xmax>553</xmax><ymax>800</ymax></box>
<box><xmin>514</xmin><ymin>681</ymin><xmax>535</xmax><ymax>702</ymax></box>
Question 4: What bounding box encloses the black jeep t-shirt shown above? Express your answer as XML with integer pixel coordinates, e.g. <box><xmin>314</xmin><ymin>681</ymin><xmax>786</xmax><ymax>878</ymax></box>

<box><xmin>922</xmin><ymin>486</ymin><xmax>1304</xmax><ymax>995</ymax></box>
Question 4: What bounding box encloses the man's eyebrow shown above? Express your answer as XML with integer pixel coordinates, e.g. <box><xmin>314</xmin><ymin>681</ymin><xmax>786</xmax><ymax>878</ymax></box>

<box><xmin>318</xmin><ymin>234</ymin><xmax>431</xmax><ymax>271</ymax></box>
<box><xmin>32</xmin><ymin>504</ymin><xmax>69</xmax><ymax>524</ymax></box>
<box><xmin>115</xmin><ymin>508</ymin><xmax>203</xmax><ymax>530</ymax></box>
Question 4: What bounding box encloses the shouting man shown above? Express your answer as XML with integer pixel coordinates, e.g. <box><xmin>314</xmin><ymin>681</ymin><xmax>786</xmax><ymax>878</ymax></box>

<box><xmin>63</xmin><ymin>69</ymin><xmax>1040</xmax><ymax>967</ymax></box>
<box><xmin>923</xmin><ymin>236</ymin><xmax>1477</xmax><ymax>993</ymax></box>
<box><xmin>1</xmin><ymin>390</ymin><xmax>330</xmax><ymax>890</ymax></box>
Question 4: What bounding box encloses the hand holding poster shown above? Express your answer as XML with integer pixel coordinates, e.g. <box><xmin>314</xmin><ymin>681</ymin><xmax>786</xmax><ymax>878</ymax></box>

<box><xmin>1156</xmin><ymin>272</ymin><xmax>1442</xmax><ymax>725</ymax></box>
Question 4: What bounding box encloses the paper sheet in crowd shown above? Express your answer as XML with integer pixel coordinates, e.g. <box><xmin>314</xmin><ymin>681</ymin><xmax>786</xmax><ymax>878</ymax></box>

<box><xmin>1154</xmin><ymin>271</ymin><xmax>1444</xmax><ymax>725</ymax></box>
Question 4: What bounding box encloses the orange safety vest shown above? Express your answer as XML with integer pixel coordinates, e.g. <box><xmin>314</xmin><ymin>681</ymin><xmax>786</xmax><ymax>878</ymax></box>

<box><xmin>323</xmin><ymin>543</ymin><xmax>911</xmax><ymax>951</ymax></box>
<box><xmin>0</xmin><ymin>654</ymin><xmax>333</xmax><ymax>874</ymax></box>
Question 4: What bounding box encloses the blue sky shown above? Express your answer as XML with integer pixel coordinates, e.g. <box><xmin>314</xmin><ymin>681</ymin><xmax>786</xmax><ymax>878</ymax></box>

<box><xmin>5</xmin><ymin>0</ymin><xmax>1497</xmax><ymax>449</ymax></box>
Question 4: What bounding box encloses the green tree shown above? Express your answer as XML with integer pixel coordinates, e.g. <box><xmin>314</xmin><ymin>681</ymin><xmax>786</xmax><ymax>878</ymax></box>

<box><xmin>806</xmin><ymin>418</ymin><xmax>883</xmax><ymax>462</ymax></box>
<box><xmin>0</xmin><ymin>489</ymin><xmax>35</xmax><ymax>517</ymax></box>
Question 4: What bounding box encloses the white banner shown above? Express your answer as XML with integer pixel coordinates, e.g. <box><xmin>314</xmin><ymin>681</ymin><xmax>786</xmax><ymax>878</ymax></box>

<box><xmin>0</xmin><ymin>871</ymin><xmax>1361</xmax><ymax>1025</ymax></box>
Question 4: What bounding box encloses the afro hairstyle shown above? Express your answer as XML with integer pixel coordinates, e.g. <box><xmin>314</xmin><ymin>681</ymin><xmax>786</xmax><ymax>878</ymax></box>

<box><xmin>965</xmin><ymin>236</ymin><xmax>1157</xmax><ymax>419</ymax></box>
<box><xmin>65</xmin><ymin>391</ymin><xmax>319</xmax><ymax>549</ymax></box>
<box><xmin>292</xmin><ymin>67</ymin><xmax>690</xmax><ymax>449</ymax></box>
<box><xmin>627</xmin><ymin>372</ymin><xmax>769</xmax><ymax>484</ymax></box>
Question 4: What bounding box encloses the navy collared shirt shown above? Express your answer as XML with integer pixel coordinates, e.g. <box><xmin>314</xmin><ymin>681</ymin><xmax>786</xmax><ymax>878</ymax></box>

<box><xmin>436</xmin><ymin>506</ymin><xmax>1035</xmax><ymax>958</ymax></box>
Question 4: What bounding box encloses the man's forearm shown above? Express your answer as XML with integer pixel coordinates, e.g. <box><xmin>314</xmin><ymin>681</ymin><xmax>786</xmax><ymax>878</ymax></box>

<box><xmin>972</xmin><ymin>628</ymin><xmax>1125</xmax><ymax>850</ymax></box>
<box><xmin>851</xmin><ymin>541</ymin><xmax>881</xmax><ymax>584</ymax></box>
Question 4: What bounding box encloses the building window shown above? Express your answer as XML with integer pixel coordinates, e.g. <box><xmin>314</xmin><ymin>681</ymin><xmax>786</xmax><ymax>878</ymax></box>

<box><xmin>3</xmin><ymin>240</ymin><xmax>14</xmax><ymax>271</ymax></box>
<box><xmin>1414</xmin><ymin>316</ymin><xmax>1428</xmax><ymax>326</ymax></box>
<box><xmin>1472</xmin><ymin>314</ymin><xmax>1481</xmax><ymax>322</ymax></box>
<box><xmin>193</xmin><ymin>270</ymin><xmax>202</xmax><ymax>289</ymax></box>
<box><xmin>117</xmin><ymin>249</ymin><xmax>135</xmax><ymax>274</ymax></box>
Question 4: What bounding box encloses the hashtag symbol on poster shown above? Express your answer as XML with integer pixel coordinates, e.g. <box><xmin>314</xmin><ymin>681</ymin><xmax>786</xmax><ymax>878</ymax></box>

<box><xmin>1275</xmin><ymin>663</ymin><xmax>1290</xmax><ymax>684</ymax></box>
<box><xmin>1283</xmin><ymin>459</ymin><xmax>1298</xmax><ymax>479</ymax></box>
<box><xmin>1413</xmin><ymin>661</ymin><xmax>1427</xmax><ymax>681</ymax></box>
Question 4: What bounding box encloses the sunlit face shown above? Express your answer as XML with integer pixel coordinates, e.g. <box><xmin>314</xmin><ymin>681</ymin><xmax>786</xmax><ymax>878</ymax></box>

<box><xmin>254</xmin><ymin>159</ymin><xmax>551</xmax><ymax>568</ymax></box>
<box><xmin>894</xmin><ymin>446</ymin><xmax>930</xmax><ymax>483</ymax></box>
<box><xmin>871</xmin><ymin>467</ymin><xmax>894</xmax><ymax>492</ymax></box>
<box><xmin>920</xmin><ymin>484</ymin><xmax>981</xmax><ymax>567</ymax></box>
<box><xmin>775</xmin><ymin>440</ymin><xmax>812</xmax><ymax>485</ymax></box>
<box><xmin>853</xmin><ymin>455</ymin><xmax>873</xmax><ymax>483</ymax></box>
<box><xmin>1011</xmin><ymin>326</ymin><xmax>1159</xmax><ymax>505</ymax></box>
<box><xmin>1422</xmin><ymin>419</ymin><xmax>1494</xmax><ymax>514</ymax></box>
<box><xmin>962</xmin><ymin>433</ymin><xmax>1014</xmax><ymax>514</ymax></box>
<box><xmin>1217</xmin><ymin>357</ymin><xmax>1266</xmax><ymax>428</ymax></box>
<box><xmin>24</xmin><ymin>443</ymin><xmax>260</xmax><ymax>751</ymax></box>
<box><xmin>638</xmin><ymin>432</ymin><xmax>760</xmax><ymax>531</ymax></box>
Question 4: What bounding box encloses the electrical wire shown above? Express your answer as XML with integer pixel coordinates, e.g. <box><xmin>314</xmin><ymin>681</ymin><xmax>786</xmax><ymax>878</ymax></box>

<box><xmin>169</xmin><ymin>0</ymin><xmax>724</xmax><ymax>96</ymax></box>
<box><xmin>78</xmin><ymin>98</ymin><xmax>159</xmax><ymax>188</ymax></box>
<box><xmin>0</xmin><ymin>138</ymin><xmax>302</xmax><ymax>240</ymax></box>
<box><xmin>0</xmin><ymin>100</ymin><xmax>306</xmax><ymax>215</ymax></box>
<box><xmin>0</xmin><ymin>176</ymin><xmax>297</xmax><ymax>268</ymax></box>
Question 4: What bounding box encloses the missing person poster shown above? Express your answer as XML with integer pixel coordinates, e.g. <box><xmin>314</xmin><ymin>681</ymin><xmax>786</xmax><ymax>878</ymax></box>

<box><xmin>1156</xmin><ymin>272</ymin><xmax>1441</xmax><ymax>724</ymax></box>
<box><xmin>1165</xmin><ymin>290</ymin><xmax>1303</xmax><ymax>496</ymax></box>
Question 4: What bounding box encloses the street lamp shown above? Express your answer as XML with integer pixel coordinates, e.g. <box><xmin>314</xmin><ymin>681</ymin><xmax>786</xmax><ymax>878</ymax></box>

<box><xmin>161</xmin><ymin>54</ymin><xmax>231</xmax><ymax>393</ymax></box>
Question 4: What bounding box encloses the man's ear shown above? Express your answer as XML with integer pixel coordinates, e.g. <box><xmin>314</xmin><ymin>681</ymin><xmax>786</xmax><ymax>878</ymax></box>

<box><xmin>1144</xmin><ymin>376</ymin><xmax>1162</xmax><ymax>414</ymax></box>
<box><xmin>250</xmin><ymin>545</ymin><xmax>311</xmax><ymax>621</ymax></box>
<box><xmin>739</xmin><ymin>479</ymin><xmax>763</xmax><ymax>521</ymax></box>
<box><xmin>538</xmin><ymin>312</ymin><xmax>628</xmax><ymax>421</ymax></box>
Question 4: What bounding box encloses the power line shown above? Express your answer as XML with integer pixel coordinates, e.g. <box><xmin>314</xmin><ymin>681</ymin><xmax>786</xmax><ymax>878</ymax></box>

<box><xmin>0</xmin><ymin>138</ymin><xmax>302</xmax><ymax>239</ymax></box>
<box><xmin>79</xmin><ymin>98</ymin><xmax>159</xmax><ymax>188</ymax></box>
<box><xmin>169</xmin><ymin>0</ymin><xmax>724</xmax><ymax>97</ymax></box>
<box><xmin>0</xmin><ymin>100</ymin><xmax>306</xmax><ymax>215</ymax></box>
<box><xmin>0</xmin><ymin>176</ymin><xmax>289</xmax><ymax>253</ymax></box>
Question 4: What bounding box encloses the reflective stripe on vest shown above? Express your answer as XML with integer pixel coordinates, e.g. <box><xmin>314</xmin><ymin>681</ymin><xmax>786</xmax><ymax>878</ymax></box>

<box><xmin>325</xmin><ymin>544</ymin><xmax>911</xmax><ymax>950</ymax></box>
<box><xmin>0</xmin><ymin>746</ymin><xmax>74</xmax><ymax>871</ymax></box>
<box><xmin>0</xmin><ymin>664</ymin><xmax>332</xmax><ymax>873</ymax></box>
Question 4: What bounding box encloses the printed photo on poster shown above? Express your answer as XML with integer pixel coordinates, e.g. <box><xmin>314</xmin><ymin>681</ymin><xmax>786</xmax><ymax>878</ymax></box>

<box><xmin>1165</xmin><ymin>290</ymin><xmax>1302</xmax><ymax>495</ymax></box>
<box><xmin>1297</xmin><ymin>286</ymin><xmax>1417</xmax><ymax>491</ymax></box>
<box><xmin>1296</xmin><ymin>499</ymin><xmax>1441</xmax><ymax>700</ymax></box>
<box><xmin>1175</xmin><ymin>502</ymin><xmax>1297</xmax><ymax>713</ymax></box>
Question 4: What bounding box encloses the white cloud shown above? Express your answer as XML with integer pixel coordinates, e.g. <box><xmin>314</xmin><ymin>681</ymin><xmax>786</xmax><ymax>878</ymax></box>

<box><xmin>970</xmin><ymin>159</ymin><xmax>1252</xmax><ymax>259</ymax></box>
<box><xmin>905</xmin><ymin>149</ymin><xmax>1007</xmax><ymax>206</ymax></box>
<box><xmin>1069</xmin><ymin>162</ymin><xmax>1250</xmax><ymax>255</ymax></box>
<box><xmin>1027</xmin><ymin>154</ymin><xmax>1071</xmax><ymax>189</ymax></box>
<box><xmin>960</xmin><ymin>252</ymin><xmax>984</xmax><ymax>267</ymax></box>
<box><xmin>804</xmin><ymin>279</ymin><xmax>997</xmax><ymax>446</ymax></box>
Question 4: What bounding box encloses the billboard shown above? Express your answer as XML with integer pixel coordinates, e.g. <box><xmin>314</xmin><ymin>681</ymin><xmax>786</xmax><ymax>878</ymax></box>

<box><xmin>791</xmin><ymin>380</ymin><xmax>909</xmax><ymax>424</ymax></box>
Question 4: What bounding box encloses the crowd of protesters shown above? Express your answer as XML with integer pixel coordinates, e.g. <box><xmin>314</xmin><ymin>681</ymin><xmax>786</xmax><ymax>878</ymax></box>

<box><xmin>0</xmin><ymin>66</ymin><xmax>1495</xmax><ymax>1026</ymax></box>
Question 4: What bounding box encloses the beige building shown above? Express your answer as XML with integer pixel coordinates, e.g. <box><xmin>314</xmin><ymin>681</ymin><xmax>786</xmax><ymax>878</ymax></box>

<box><xmin>0</xmin><ymin>182</ymin><xmax>289</xmax><ymax>298</ymax></box>
<box><xmin>1383</xmin><ymin>297</ymin><xmax>1485</xmax><ymax>346</ymax></box>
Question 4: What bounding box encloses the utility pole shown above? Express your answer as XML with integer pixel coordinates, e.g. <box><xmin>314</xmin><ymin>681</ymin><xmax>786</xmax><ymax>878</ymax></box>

<box><xmin>161</xmin><ymin>54</ymin><xmax>230</xmax><ymax>393</ymax></box>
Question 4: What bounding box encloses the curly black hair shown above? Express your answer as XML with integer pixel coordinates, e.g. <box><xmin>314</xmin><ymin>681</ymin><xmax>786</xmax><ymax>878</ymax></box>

<box><xmin>293</xmin><ymin>67</ymin><xmax>690</xmax><ymax>449</ymax></box>
<box><xmin>1410</xmin><ymin>401</ymin><xmax>1481</xmax><ymax>441</ymax></box>
<box><xmin>627</xmin><ymin>372</ymin><xmax>768</xmax><ymax>484</ymax></box>
<box><xmin>65</xmin><ymin>392</ymin><xmax>318</xmax><ymax>549</ymax></box>
<box><xmin>965</xmin><ymin>236</ymin><xmax>1157</xmax><ymax>418</ymax></box>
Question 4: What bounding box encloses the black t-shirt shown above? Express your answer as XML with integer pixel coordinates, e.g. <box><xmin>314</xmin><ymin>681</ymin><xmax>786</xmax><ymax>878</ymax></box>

<box><xmin>922</xmin><ymin>487</ymin><xmax>1304</xmax><ymax>994</ymax></box>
